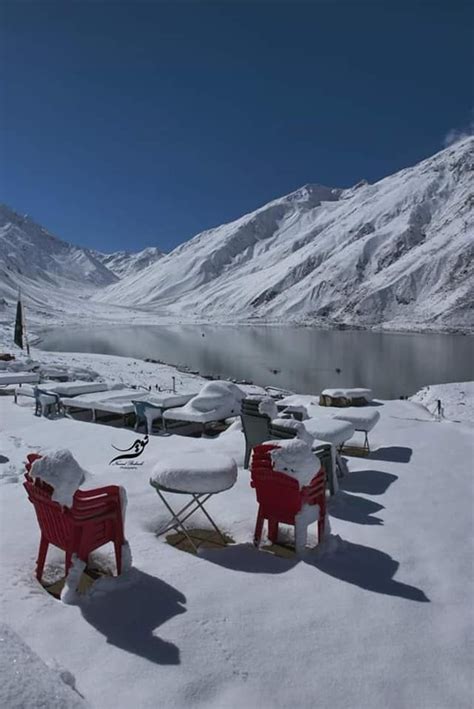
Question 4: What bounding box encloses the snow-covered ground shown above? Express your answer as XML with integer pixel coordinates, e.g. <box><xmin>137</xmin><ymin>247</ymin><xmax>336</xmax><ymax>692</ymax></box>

<box><xmin>1</xmin><ymin>342</ymin><xmax>473</xmax><ymax>708</ymax></box>
<box><xmin>410</xmin><ymin>381</ymin><xmax>474</xmax><ymax>426</ymax></box>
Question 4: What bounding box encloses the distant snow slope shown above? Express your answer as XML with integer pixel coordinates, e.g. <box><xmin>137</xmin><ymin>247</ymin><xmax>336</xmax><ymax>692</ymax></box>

<box><xmin>0</xmin><ymin>204</ymin><xmax>117</xmax><ymax>293</ymax></box>
<box><xmin>0</xmin><ymin>205</ymin><xmax>163</xmax><ymax>333</ymax></box>
<box><xmin>95</xmin><ymin>137</ymin><xmax>474</xmax><ymax>331</ymax></box>
<box><xmin>93</xmin><ymin>247</ymin><xmax>163</xmax><ymax>279</ymax></box>
<box><xmin>410</xmin><ymin>381</ymin><xmax>474</xmax><ymax>426</ymax></box>
<box><xmin>1</xmin><ymin>138</ymin><xmax>473</xmax><ymax>334</ymax></box>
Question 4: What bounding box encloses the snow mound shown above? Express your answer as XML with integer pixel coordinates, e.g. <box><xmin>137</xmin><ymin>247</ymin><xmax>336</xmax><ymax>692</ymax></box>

<box><xmin>267</xmin><ymin>439</ymin><xmax>320</xmax><ymax>487</ymax></box>
<box><xmin>30</xmin><ymin>450</ymin><xmax>88</xmax><ymax>507</ymax></box>
<box><xmin>0</xmin><ymin>623</ymin><xmax>88</xmax><ymax>708</ymax></box>
<box><xmin>257</xmin><ymin>397</ymin><xmax>279</xmax><ymax>419</ymax></box>
<box><xmin>151</xmin><ymin>451</ymin><xmax>238</xmax><ymax>493</ymax></box>
<box><xmin>164</xmin><ymin>381</ymin><xmax>245</xmax><ymax>423</ymax></box>
<box><xmin>410</xmin><ymin>381</ymin><xmax>474</xmax><ymax>426</ymax></box>
<box><xmin>60</xmin><ymin>555</ymin><xmax>87</xmax><ymax>605</ymax></box>
<box><xmin>191</xmin><ymin>381</ymin><xmax>244</xmax><ymax>413</ymax></box>
<box><xmin>271</xmin><ymin>417</ymin><xmax>315</xmax><ymax>446</ymax></box>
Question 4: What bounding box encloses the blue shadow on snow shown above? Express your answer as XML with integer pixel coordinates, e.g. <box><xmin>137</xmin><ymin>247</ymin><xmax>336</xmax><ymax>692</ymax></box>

<box><xmin>79</xmin><ymin>568</ymin><xmax>186</xmax><ymax>665</ymax></box>
<box><xmin>340</xmin><ymin>469</ymin><xmax>398</xmax><ymax>496</ymax></box>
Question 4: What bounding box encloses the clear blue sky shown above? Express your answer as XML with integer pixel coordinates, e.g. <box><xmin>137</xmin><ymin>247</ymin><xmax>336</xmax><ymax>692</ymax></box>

<box><xmin>1</xmin><ymin>0</ymin><xmax>472</xmax><ymax>253</ymax></box>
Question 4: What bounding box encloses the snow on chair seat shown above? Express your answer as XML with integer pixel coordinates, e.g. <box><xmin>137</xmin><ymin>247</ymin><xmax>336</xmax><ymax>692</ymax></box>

<box><xmin>250</xmin><ymin>441</ymin><xmax>326</xmax><ymax>554</ymax></box>
<box><xmin>150</xmin><ymin>450</ymin><xmax>237</xmax><ymax>553</ymax></box>
<box><xmin>23</xmin><ymin>451</ymin><xmax>126</xmax><ymax>585</ymax></box>
<box><xmin>269</xmin><ymin>418</ymin><xmax>337</xmax><ymax>496</ymax></box>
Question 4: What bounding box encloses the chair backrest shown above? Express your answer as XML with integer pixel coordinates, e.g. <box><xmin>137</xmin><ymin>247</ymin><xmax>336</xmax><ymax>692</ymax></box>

<box><xmin>269</xmin><ymin>422</ymin><xmax>332</xmax><ymax>474</ymax></box>
<box><xmin>23</xmin><ymin>476</ymin><xmax>74</xmax><ymax>549</ymax></box>
<box><xmin>24</xmin><ymin>453</ymin><xmax>124</xmax><ymax>551</ymax></box>
<box><xmin>132</xmin><ymin>400</ymin><xmax>147</xmax><ymax>418</ymax></box>
<box><xmin>250</xmin><ymin>444</ymin><xmax>325</xmax><ymax>521</ymax></box>
<box><xmin>240</xmin><ymin>399</ymin><xmax>271</xmax><ymax>449</ymax></box>
<box><xmin>268</xmin><ymin>422</ymin><xmax>297</xmax><ymax>440</ymax></box>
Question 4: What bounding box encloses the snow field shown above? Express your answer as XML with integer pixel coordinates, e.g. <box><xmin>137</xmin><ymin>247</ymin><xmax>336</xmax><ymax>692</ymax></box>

<box><xmin>1</xmin><ymin>355</ymin><xmax>473</xmax><ymax>708</ymax></box>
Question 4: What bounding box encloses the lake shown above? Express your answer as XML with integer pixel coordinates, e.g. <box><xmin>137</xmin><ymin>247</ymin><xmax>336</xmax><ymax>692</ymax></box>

<box><xmin>38</xmin><ymin>324</ymin><xmax>474</xmax><ymax>399</ymax></box>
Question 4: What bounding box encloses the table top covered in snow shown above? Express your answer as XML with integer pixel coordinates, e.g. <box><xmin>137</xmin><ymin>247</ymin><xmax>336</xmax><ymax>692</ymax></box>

<box><xmin>151</xmin><ymin>451</ymin><xmax>238</xmax><ymax>493</ymax></box>
<box><xmin>142</xmin><ymin>392</ymin><xmax>197</xmax><ymax>408</ymax></box>
<box><xmin>303</xmin><ymin>417</ymin><xmax>355</xmax><ymax>445</ymax></box>
<box><xmin>15</xmin><ymin>380</ymin><xmax>111</xmax><ymax>398</ymax></box>
<box><xmin>334</xmin><ymin>409</ymin><xmax>381</xmax><ymax>432</ymax></box>
<box><xmin>61</xmin><ymin>388</ymin><xmax>151</xmax><ymax>414</ymax></box>
<box><xmin>47</xmin><ymin>381</ymin><xmax>110</xmax><ymax>396</ymax></box>
<box><xmin>0</xmin><ymin>371</ymin><xmax>40</xmax><ymax>385</ymax></box>
<box><xmin>321</xmin><ymin>387</ymin><xmax>372</xmax><ymax>399</ymax></box>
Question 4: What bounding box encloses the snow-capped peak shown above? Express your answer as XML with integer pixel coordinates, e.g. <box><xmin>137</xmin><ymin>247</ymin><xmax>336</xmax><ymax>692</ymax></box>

<box><xmin>94</xmin><ymin>137</ymin><xmax>474</xmax><ymax>332</ymax></box>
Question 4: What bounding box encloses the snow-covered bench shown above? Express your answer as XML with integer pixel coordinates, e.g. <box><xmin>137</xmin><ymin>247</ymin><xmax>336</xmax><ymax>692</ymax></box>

<box><xmin>62</xmin><ymin>389</ymin><xmax>196</xmax><ymax>427</ymax></box>
<box><xmin>320</xmin><ymin>388</ymin><xmax>372</xmax><ymax>407</ymax></box>
<box><xmin>0</xmin><ymin>371</ymin><xmax>40</xmax><ymax>387</ymax></box>
<box><xmin>62</xmin><ymin>389</ymin><xmax>151</xmax><ymax>422</ymax></box>
<box><xmin>133</xmin><ymin>392</ymin><xmax>198</xmax><ymax>433</ymax></box>
<box><xmin>14</xmin><ymin>380</ymin><xmax>110</xmax><ymax>403</ymax></box>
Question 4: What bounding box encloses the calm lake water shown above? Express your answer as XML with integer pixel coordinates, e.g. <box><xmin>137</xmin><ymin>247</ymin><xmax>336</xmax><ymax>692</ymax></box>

<box><xmin>39</xmin><ymin>325</ymin><xmax>474</xmax><ymax>399</ymax></box>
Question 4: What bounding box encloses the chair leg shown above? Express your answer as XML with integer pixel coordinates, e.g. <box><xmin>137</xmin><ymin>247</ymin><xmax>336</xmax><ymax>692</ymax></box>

<box><xmin>65</xmin><ymin>550</ymin><xmax>73</xmax><ymax>577</ymax></box>
<box><xmin>114</xmin><ymin>540</ymin><xmax>122</xmax><ymax>575</ymax></box>
<box><xmin>268</xmin><ymin>518</ymin><xmax>279</xmax><ymax>544</ymax></box>
<box><xmin>364</xmin><ymin>432</ymin><xmax>370</xmax><ymax>454</ymax></box>
<box><xmin>318</xmin><ymin>517</ymin><xmax>325</xmax><ymax>544</ymax></box>
<box><xmin>36</xmin><ymin>536</ymin><xmax>49</xmax><ymax>582</ymax></box>
<box><xmin>254</xmin><ymin>507</ymin><xmax>264</xmax><ymax>546</ymax></box>
<box><xmin>244</xmin><ymin>445</ymin><xmax>251</xmax><ymax>470</ymax></box>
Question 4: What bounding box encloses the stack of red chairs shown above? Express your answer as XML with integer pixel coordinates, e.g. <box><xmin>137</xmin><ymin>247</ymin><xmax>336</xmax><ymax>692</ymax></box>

<box><xmin>250</xmin><ymin>443</ymin><xmax>326</xmax><ymax>547</ymax></box>
<box><xmin>24</xmin><ymin>453</ymin><xmax>125</xmax><ymax>582</ymax></box>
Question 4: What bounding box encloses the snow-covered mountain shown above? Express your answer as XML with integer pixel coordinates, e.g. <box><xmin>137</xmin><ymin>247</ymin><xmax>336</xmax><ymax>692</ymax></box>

<box><xmin>1</xmin><ymin>138</ymin><xmax>473</xmax><ymax>334</ymax></box>
<box><xmin>0</xmin><ymin>204</ymin><xmax>118</xmax><ymax>295</ymax></box>
<box><xmin>94</xmin><ymin>137</ymin><xmax>474</xmax><ymax>331</ymax></box>
<box><xmin>0</xmin><ymin>205</ymin><xmax>165</xmax><ymax>331</ymax></box>
<box><xmin>93</xmin><ymin>247</ymin><xmax>163</xmax><ymax>279</ymax></box>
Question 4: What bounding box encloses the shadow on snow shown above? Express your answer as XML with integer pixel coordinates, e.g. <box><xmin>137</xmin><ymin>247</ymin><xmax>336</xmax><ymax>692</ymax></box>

<box><xmin>79</xmin><ymin>568</ymin><xmax>186</xmax><ymax>665</ymax></box>
<box><xmin>340</xmin><ymin>469</ymin><xmax>398</xmax><ymax>496</ymax></box>
<box><xmin>329</xmin><ymin>491</ymin><xmax>385</xmax><ymax>525</ymax></box>
<box><xmin>370</xmin><ymin>446</ymin><xmax>412</xmax><ymax>463</ymax></box>
<box><xmin>201</xmin><ymin>541</ymin><xmax>429</xmax><ymax>602</ymax></box>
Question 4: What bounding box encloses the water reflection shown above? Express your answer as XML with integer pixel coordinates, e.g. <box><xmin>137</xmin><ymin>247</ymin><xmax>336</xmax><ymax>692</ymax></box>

<box><xmin>39</xmin><ymin>325</ymin><xmax>474</xmax><ymax>399</ymax></box>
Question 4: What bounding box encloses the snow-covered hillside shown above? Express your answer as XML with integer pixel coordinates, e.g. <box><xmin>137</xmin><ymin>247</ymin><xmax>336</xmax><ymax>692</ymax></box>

<box><xmin>93</xmin><ymin>247</ymin><xmax>163</xmax><ymax>279</ymax></box>
<box><xmin>1</xmin><ymin>138</ymin><xmax>473</xmax><ymax>334</ymax></box>
<box><xmin>0</xmin><ymin>205</ymin><xmax>164</xmax><ymax>334</ymax></box>
<box><xmin>0</xmin><ymin>204</ymin><xmax>117</xmax><ymax>293</ymax></box>
<box><xmin>95</xmin><ymin>137</ymin><xmax>474</xmax><ymax>331</ymax></box>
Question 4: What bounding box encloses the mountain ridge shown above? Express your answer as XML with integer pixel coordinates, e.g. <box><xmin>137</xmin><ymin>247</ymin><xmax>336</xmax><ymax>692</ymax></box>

<box><xmin>1</xmin><ymin>138</ymin><xmax>473</xmax><ymax>333</ymax></box>
<box><xmin>93</xmin><ymin>137</ymin><xmax>474</xmax><ymax>331</ymax></box>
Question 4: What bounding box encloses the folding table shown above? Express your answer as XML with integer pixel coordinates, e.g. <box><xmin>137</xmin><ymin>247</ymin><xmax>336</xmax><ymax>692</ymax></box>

<box><xmin>150</xmin><ymin>451</ymin><xmax>237</xmax><ymax>553</ymax></box>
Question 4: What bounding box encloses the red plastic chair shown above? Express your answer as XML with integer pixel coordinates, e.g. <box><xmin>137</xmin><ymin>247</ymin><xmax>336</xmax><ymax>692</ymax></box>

<box><xmin>23</xmin><ymin>453</ymin><xmax>125</xmax><ymax>582</ymax></box>
<box><xmin>250</xmin><ymin>443</ymin><xmax>326</xmax><ymax>548</ymax></box>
